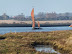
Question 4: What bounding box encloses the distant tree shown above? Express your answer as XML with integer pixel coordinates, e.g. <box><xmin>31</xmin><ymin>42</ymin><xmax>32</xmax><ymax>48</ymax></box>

<box><xmin>14</xmin><ymin>13</ymin><xmax>25</xmax><ymax>21</ymax></box>
<box><xmin>37</xmin><ymin>12</ymin><xmax>46</xmax><ymax>18</ymax></box>
<box><xmin>1</xmin><ymin>13</ymin><xmax>9</xmax><ymax>20</ymax></box>
<box><xmin>0</xmin><ymin>16</ymin><xmax>3</xmax><ymax>20</ymax></box>
<box><xmin>46</xmin><ymin>12</ymin><xmax>57</xmax><ymax>18</ymax></box>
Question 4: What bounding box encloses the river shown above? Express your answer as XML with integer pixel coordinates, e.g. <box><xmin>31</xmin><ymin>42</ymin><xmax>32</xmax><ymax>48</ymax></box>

<box><xmin>0</xmin><ymin>26</ymin><xmax>72</xmax><ymax>34</ymax></box>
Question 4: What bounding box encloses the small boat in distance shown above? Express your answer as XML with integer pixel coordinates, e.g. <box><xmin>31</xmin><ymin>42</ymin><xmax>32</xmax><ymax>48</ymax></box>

<box><xmin>31</xmin><ymin>8</ymin><xmax>41</xmax><ymax>29</ymax></box>
<box><xmin>69</xmin><ymin>24</ymin><xmax>72</xmax><ymax>27</ymax></box>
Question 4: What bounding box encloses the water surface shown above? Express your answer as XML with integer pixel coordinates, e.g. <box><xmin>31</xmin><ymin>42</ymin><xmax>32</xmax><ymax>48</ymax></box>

<box><xmin>35</xmin><ymin>45</ymin><xmax>61</xmax><ymax>54</ymax></box>
<box><xmin>0</xmin><ymin>26</ymin><xmax>72</xmax><ymax>34</ymax></box>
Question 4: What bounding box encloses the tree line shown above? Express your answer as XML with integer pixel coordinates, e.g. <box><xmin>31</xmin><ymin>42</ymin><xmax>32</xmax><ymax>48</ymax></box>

<box><xmin>0</xmin><ymin>12</ymin><xmax>72</xmax><ymax>21</ymax></box>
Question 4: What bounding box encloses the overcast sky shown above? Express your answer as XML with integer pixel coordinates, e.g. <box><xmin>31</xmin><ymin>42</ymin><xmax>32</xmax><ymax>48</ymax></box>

<box><xmin>0</xmin><ymin>0</ymin><xmax>72</xmax><ymax>16</ymax></box>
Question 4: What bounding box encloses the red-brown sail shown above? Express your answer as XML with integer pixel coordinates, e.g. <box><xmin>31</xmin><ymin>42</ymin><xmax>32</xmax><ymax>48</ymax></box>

<box><xmin>69</xmin><ymin>24</ymin><xmax>72</xmax><ymax>27</ymax></box>
<box><xmin>31</xmin><ymin>8</ymin><xmax>35</xmax><ymax>28</ymax></box>
<box><xmin>38</xmin><ymin>21</ymin><xmax>40</xmax><ymax>28</ymax></box>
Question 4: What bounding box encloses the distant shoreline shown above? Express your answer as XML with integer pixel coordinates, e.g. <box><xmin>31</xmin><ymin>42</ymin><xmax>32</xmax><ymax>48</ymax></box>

<box><xmin>0</xmin><ymin>20</ymin><xmax>71</xmax><ymax>27</ymax></box>
<box><xmin>0</xmin><ymin>24</ymin><xmax>70</xmax><ymax>27</ymax></box>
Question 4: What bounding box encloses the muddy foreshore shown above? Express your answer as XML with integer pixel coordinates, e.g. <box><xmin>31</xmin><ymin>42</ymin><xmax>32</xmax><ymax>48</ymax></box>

<box><xmin>0</xmin><ymin>30</ymin><xmax>72</xmax><ymax>54</ymax></box>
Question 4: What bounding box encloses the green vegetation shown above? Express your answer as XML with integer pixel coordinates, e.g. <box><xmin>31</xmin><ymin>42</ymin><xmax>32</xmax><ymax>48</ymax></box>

<box><xmin>0</xmin><ymin>30</ymin><xmax>72</xmax><ymax>54</ymax></box>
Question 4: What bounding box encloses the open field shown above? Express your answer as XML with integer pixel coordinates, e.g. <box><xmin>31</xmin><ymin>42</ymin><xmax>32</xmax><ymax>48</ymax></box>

<box><xmin>0</xmin><ymin>20</ymin><xmax>72</xmax><ymax>24</ymax></box>
<box><xmin>0</xmin><ymin>30</ymin><xmax>72</xmax><ymax>54</ymax></box>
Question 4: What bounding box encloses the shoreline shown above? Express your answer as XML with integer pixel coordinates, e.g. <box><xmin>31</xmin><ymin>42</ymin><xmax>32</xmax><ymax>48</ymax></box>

<box><xmin>0</xmin><ymin>20</ymin><xmax>71</xmax><ymax>27</ymax></box>
<box><xmin>0</xmin><ymin>24</ymin><xmax>70</xmax><ymax>27</ymax></box>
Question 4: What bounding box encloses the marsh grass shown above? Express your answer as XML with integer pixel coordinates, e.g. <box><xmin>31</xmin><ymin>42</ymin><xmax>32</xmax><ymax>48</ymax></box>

<box><xmin>0</xmin><ymin>36</ymin><xmax>6</xmax><ymax>40</ymax></box>
<box><xmin>0</xmin><ymin>30</ymin><xmax>72</xmax><ymax>54</ymax></box>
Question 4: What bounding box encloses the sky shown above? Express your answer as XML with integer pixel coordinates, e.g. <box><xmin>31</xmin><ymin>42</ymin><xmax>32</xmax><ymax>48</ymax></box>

<box><xmin>0</xmin><ymin>0</ymin><xmax>72</xmax><ymax>16</ymax></box>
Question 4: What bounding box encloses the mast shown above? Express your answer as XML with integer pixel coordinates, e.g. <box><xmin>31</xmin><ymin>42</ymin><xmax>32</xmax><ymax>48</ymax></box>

<box><xmin>38</xmin><ymin>21</ymin><xmax>40</xmax><ymax>28</ymax></box>
<box><xmin>31</xmin><ymin>8</ymin><xmax>35</xmax><ymax>28</ymax></box>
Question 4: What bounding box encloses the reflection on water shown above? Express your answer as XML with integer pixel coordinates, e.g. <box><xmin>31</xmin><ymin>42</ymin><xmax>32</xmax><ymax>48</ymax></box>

<box><xmin>35</xmin><ymin>45</ymin><xmax>61</xmax><ymax>54</ymax></box>
<box><xmin>0</xmin><ymin>26</ymin><xmax>72</xmax><ymax>34</ymax></box>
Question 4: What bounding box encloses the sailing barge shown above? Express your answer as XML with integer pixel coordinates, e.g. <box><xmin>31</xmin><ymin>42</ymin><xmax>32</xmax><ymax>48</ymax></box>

<box><xmin>69</xmin><ymin>24</ymin><xmax>72</xmax><ymax>27</ymax></box>
<box><xmin>31</xmin><ymin>8</ymin><xmax>41</xmax><ymax>29</ymax></box>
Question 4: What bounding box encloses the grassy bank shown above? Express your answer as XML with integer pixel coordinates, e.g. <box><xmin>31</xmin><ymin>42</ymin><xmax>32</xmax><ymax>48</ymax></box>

<box><xmin>0</xmin><ymin>30</ymin><xmax>72</xmax><ymax>54</ymax></box>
